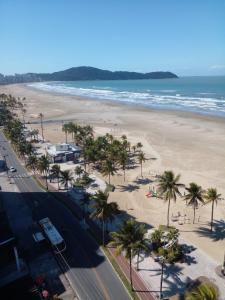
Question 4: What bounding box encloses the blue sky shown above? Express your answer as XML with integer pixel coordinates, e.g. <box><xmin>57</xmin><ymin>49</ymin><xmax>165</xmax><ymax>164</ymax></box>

<box><xmin>0</xmin><ymin>0</ymin><xmax>225</xmax><ymax>76</ymax></box>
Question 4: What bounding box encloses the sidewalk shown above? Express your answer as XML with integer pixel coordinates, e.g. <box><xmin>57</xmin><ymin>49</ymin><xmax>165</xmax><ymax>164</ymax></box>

<box><xmin>37</xmin><ymin>176</ymin><xmax>157</xmax><ymax>300</ymax></box>
<box><xmin>109</xmin><ymin>248</ymin><xmax>156</xmax><ymax>300</ymax></box>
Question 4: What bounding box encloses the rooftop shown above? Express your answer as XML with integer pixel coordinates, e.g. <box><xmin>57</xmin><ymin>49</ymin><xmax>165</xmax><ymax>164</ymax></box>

<box><xmin>46</xmin><ymin>143</ymin><xmax>81</xmax><ymax>156</ymax></box>
<box><xmin>0</xmin><ymin>211</ymin><xmax>15</xmax><ymax>246</ymax></box>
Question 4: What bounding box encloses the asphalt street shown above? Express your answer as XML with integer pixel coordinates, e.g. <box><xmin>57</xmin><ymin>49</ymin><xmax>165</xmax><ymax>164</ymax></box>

<box><xmin>0</xmin><ymin>132</ymin><xmax>130</xmax><ymax>300</ymax></box>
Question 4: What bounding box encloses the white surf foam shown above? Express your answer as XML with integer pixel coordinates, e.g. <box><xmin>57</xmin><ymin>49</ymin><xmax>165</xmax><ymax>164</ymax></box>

<box><xmin>28</xmin><ymin>82</ymin><xmax>225</xmax><ymax>116</ymax></box>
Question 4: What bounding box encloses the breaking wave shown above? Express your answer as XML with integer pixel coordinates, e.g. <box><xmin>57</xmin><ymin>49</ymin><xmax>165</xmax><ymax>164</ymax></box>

<box><xmin>28</xmin><ymin>81</ymin><xmax>225</xmax><ymax>117</ymax></box>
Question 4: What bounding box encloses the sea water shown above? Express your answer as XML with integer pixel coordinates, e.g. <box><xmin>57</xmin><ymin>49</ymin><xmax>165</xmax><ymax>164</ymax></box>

<box><xmin>29</xmin><ymin>76</ymin><xmax>225</xmax><ymax>117</ymax></box>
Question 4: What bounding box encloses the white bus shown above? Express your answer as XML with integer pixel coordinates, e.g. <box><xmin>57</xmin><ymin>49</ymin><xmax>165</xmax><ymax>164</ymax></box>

<box><xmin>39</xmin><ymin>217</ymin><xmax>66</xmax><ymax>254</ymax></box>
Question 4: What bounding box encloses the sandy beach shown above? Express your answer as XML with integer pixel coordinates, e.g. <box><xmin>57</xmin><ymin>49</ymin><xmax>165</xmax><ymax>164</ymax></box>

<box><xmin>1</xmin><ymin>83</ymin><xmax>225</xmax><ymax>265</ymax></box>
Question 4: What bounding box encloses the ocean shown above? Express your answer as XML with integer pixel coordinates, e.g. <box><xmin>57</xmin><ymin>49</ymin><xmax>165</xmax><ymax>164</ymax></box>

<box><xmin>29</xmin><ymin>76</ymin><xmax>225</xmax><ymax>117</ymax></box>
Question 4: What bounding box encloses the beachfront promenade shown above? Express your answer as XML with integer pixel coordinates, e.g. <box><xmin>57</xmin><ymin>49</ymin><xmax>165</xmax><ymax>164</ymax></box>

<box><xmin>36</xmin><ymin>162</ymin><xmax>225</xmax><ymax>299</ymax></box>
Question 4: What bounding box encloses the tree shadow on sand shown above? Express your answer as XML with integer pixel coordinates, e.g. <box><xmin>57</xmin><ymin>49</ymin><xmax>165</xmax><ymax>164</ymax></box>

<box><xmin>162</xmin><ymin>264</ymin><xmax>188</xmax><ymax>297</ymax></box>
<box><xmin>118</xmin><ymin>184</ymin><xmax>140</xmax><ymax>192</ymax></box>
<box><xmin>195</xmin><ymin>220</ymin><xmax>225</xmax><ymax>241</ymax></box>
<box><xmin>133</xmin><ymin>178</ymin><xmax>153</xmax><ymax>185</ymax></box>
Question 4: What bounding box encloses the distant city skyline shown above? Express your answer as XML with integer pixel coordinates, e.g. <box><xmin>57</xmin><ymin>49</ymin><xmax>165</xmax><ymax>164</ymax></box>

<box><xmin>0</xmin><ymin>0</ymin><xmax>225</xmax><ymax>76</ymax></box>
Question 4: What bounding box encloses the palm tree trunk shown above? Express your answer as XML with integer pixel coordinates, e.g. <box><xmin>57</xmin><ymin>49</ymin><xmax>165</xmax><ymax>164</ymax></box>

<box><xmin>167</xmin><ymin>198</ymin><xmax>171</xmax><ymax>227</ymax></box>
<box><xmin>129</xmin><ymin>254</ymin><xmax>133</xmax><ymax>290</ymax></box>
<box><xmin>193</xmin><ymin>205</ymin><xmax>196</xmax><ymax>224</ymax></box>
<box><xmin>109</xmin><ymin>173</ymin><xmax>111</xmax><ymax>185</ymax></box>
<box><xmin>137</xmin><ymin>250</ymin><xmax>140</xmax><ymax>271</ymax></box>
<box><xmin>211</xmin><ymin>200</ymin><xmax>214</xmax><ymax>231</ymax></box>
<box><xmin>45</xmin><ymin>172</ymin><xmax>48</xmax><ymax>190</ymax></box>
<box><xmin>65</xmin><ymin>131</ymin><xmax>68</xmax><ymax>143</ymax></box>
<box><xmin>140</xmin><ymin>162</ymin><xmax>142</xmax><ymax>177</ymax></box>
<box><xmin>40</xmin><ymin>118</ymin><xmax>44</xmax><ymax>141</ymax></box>
<box><xmin>124</xmin><ymin>168</ymin><xmax>125</xmax><ymax>182</ymax></box>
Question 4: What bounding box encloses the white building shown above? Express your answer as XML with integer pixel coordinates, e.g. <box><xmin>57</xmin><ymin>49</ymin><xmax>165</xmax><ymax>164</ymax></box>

<box><xmin>46</xmin><ymin>143</ymin><xmax>81</xmax><ymax>163</ymax></box>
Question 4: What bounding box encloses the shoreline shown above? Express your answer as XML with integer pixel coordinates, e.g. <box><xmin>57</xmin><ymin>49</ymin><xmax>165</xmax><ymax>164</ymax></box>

<box><xmin>1</xmin><ymin>83</ymin><xmax>225</xmax><ymax>264</ymax></box>
<box><xmin>26</xmin><ymin>82</ymin><xmax>225</xmax><ymax>122</ymax></box>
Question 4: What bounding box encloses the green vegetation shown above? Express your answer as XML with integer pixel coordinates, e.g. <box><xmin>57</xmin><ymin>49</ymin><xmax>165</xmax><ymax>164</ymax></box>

<box><xmin>184</xmin><ymin>183</ymin><xmax>204</xmax><ymax>224</ymax></box>
<box><xmin>151</xmin><ymin>226</ymin><xmax>182</xmax><ymax>263</ymax></box>
<box><xmin>50</xmin><ymin>164</ymin><xmax>61</xmax><ymax>190</ymax></box>
<box><xmin>75</xmin><ymin>172</ymin><xmax>92</xmax><ymax>186</ymax></box>
<box><xmin>204</xmin><ymin>188</ymin><xmax>221</xmax><ymax>231</ymax></box>
<box><xmin>59</xmin><ymin>169</ymin><xmax>73</xmax><ymax>190</ymax></box>
<box><xmin>60</xmin><ymin>121</ymin><xmax>145</xmax><ymax>185</ymax></box>
<box><xmin>0</xmin><ymin>66</ymin><xmax>178</xmax><ymax>84</ymax></box>
<box><xmin>157</xmin><ymin>170</ymin><xmax>183</xmax><ymax>227</ymax></box>
<box><xmin>185</xmin><ymin>282</ymin><xmax>219</xmax><ymax>300</ymax></box>
<box><xmin>91</xmin><ymin>191</ymin><xmax>119</xmax><ymax>246</ymax></box>
<box><xmin>37</xmin><ymin>155</ymin><xmax>50</xmax><ymax>190</ymax></box>
<box><xmin>137</xmin><ymin>151</ymin><xmax>146</xmax><ymax>178</ymax></box>
<box><xmin>109</xmin><ymin>219</ymin><xmax>147</xmax><ymax>290</ymax></box>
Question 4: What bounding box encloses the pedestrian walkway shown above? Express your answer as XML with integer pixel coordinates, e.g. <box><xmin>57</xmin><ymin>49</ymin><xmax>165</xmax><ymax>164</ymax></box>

<box><xmin>109</xmin><ymin>248</ymin><xmax>156</xmax><ymax>300</ymax></box>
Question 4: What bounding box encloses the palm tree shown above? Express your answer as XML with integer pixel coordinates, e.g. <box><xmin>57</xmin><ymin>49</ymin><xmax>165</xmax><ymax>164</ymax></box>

<box><xmin>151</xmin><ymin>228</ymin><xmax>163</xmax><ymax>250</ymax></box>
<box><xmin>184</xmin><ymin>182</ymin><xmax>205</xmax><ymax>224</ymax></box>
<box><xmin>157</xmin><ymin>171</ymin><xmax>183</xmax><ymax>227</ymax></box>
<box><xmin>186</xmin><ymin>283</ymin><xmax>219</xmax><ymax>300</ymax></box>
<box><xmin>26</xmin><ymin>155</ymin><xmax>38</xmax><ymax>174</ymax></box>
<box><xmin>37</xmin><ymin>155</ymin><xmax>50</xmax><ymax>190</ymax></box>
<box><xmin>39</xmin><ymin>113</ymin><xmax>44</xmax><ymax>141</ymax></box>
<box><xmin>50</xmin><ymin>164</ymin><xmax>61</xmax><ymax>190</ymax></box>
<box><xmin>59</xmin><ymin>170</ymin><xmax>73</xmax><ymax>190</ymax></box>
<box><xmin>74</xmin><ymin>165</ymin><xmax>83</xmax><ymax>178</ymax></box>
<box><xmin>62</xmin><ymin>123</ymin><xmax>69</xmax><ymax>143</ymax></box>
<box><xmin>91</xmin><ymin>191</ymin><xmax>119</xmax><ymax>246</ymax></box>
<box><xmin>118</xmin><ymin>151</ymin><xmax>128</xmax><ymax>182</ymax></box>
<box><xmin>138</xmin><ymin>151</ymin><xmax>146</xmax><ymax>178</ymax></box>
<box><xmin>101</xmin><ymin>159</ymin><xmax>116</xmax><ymax>184</ymax></box>
<box><xmin>80</xmin><ymin>192</ymin><xmax>91</xmax><ymax>219</ymax></box>
<box><xmin>136</xmin><ymin>142</ymin><xmax>143</xmax><ymax>152</ymax></box>
<box><xmin>109</xmin><ymin>219</ymin><xmax>147</xmax><ymax>290</ymax></box>
<box><xmin>133</xmin><ymin>231</ymin><xmax>148</xmax><ymax>270</ymax></box>
<box><xmin>204</xmin><ymin>188</ymin><xmax>221</xmax><ymax>231</ymax></box>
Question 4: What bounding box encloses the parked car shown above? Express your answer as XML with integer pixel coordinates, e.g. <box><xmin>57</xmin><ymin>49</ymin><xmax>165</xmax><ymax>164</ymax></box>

<box><xmin>9</xmin><ymin>166</ymin><xmax>16</xmax><ymax>172</ymax></box>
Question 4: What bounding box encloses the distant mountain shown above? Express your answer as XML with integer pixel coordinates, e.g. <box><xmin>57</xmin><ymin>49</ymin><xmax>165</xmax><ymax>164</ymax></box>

<box><xmin>0</xmin><ymin>66</ymin><xmax>178</xmax><ymax>84</ymax></box>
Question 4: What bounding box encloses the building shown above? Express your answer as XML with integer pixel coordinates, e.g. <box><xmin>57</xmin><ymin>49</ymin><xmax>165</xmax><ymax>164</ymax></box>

<box><xmin>0</xmin><ymin>153</ymin><xmax>6</xmax><ymax>171</ymax></box>
<box><xmin>46</xmin><ymin>143</ymin><xmax>81</xmax><ymax>163</ymax></box>
<box><xmin>0</xmin><ymin>211</ymin><xmax>30</xmax><ymax>297</ymax></box>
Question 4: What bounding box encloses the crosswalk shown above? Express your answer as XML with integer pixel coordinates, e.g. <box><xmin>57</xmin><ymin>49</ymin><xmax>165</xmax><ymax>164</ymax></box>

<box><xmin>8</xmin><ymin>173</ymin><xmax>29</xmax><ymax>179</ymax></box>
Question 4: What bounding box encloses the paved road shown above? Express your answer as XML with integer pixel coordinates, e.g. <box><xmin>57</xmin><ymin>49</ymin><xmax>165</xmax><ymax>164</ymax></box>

<box><xmin>0</xmin><ymin>132</ymin><xmax>130</xmax><ymax>300</ymax></box>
